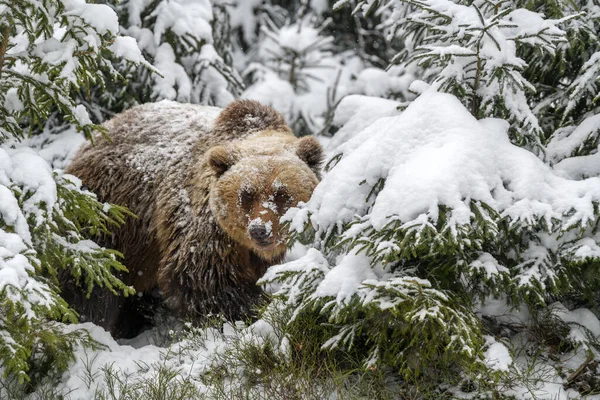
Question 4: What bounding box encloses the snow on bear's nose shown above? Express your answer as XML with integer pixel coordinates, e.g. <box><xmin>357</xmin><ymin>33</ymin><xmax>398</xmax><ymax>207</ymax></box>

<box><xmin>248</xmin><ymin>217</ymin><xmax>273</xmax><ymax>246</ymax></box>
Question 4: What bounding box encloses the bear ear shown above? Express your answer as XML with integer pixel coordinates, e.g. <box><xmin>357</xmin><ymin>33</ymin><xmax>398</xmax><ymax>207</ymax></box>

<box><xmin>296</xmin><ymin>136</ymin><xmax>324</xmax><ymax>176</ymax></box>
<box><xmin>207</xmin><ymin>146</ymin><xmax>237</xmax><ymax>176</ymax></box>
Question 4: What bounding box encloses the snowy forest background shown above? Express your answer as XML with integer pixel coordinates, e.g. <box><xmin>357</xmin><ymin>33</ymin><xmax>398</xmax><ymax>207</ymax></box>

<box><xmin>1</xmin><ymin>0</ymin><xmax>600</xmax><ymax>398</ymax></box>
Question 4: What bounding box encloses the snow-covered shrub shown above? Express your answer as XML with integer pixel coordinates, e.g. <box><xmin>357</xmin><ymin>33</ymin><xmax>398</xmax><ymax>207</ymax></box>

<box><xmin>0</xmin><ymin>0</ymin><xmax>144</xmax><ymax>140</ymax></box>
<box><xmin>521</xmin><ymin>0</ymin><xmax>600</xmax><ymax>132</ymax></box>
<box><xmin>242</xmin><ymin>14</ymin><xmax>340</xmax><ymax>135</ymax></box>
<box><xmin>340</xmin><ymin>0</ymin><xmax>600</xmax><ymax>166</ymax></box>
<box><xmin>249</xmin><ymin>0</ymin><xmax>600</xmax><ymax>392</ymax></box>
<box><xmin>260</xmin><ymin>90</ymin><xmax>600</xmax><ymax>382</ymax></box>
<box><xmin>241</xmin><ymin>11</ymin><xmax>413</xmax><ymax>137</ymax></box>
<box><xmin>83</xmin><ymin>0</ymin><xmax>243</xmax><ymax>122</ymax></box>
<box><xmin>339</xmin><ymin>0</ymin><xmax>591</xmax><ymax>151</ymax></box>
<box><xmin>0</xmin><ymin>0</ymin><xmax>142</xmax><ymax>383</ymax></box>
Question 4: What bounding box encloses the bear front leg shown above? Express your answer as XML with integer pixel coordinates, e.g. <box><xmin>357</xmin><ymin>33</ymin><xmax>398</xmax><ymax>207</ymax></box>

<box><xmin>59</xmin><ymin>270</ymin><xmax>126</xmax><ymax>335</ymax></box>
<box><xmin>156</xmin><ymin>243</ymin><xmax>266</xmax><ymax>323</ymax></box>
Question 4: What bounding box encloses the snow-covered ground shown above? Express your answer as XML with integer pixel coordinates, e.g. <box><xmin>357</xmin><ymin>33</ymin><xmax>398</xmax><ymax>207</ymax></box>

<box><xmin>34</xmin><ymin>308</ymin><xmax>598</xmax><ymax>399</ymax></box>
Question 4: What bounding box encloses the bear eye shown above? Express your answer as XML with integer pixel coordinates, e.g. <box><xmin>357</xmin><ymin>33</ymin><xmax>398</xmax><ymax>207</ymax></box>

<box><xmin>239</xmin><ymin>190</ymin><xmax>254</xmax><ymax>207</ymax></box>
<box><xmin>274</xmin><ymin>189</ymin><xmax>290</xmax><ymax>208</ymax></box>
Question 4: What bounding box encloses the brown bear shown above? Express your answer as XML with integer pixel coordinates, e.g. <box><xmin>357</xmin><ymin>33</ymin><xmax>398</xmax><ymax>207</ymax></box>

<box><xmin>63</xmin><ymin>99</ymin><xmax>323</xmax><ymax>338</ymax></box>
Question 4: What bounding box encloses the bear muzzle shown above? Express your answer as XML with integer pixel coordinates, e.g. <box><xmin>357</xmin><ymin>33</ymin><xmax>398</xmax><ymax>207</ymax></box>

<box><xmin>249</xmin><ymin>224</ymin><xmax>269</xmax><ymax>242</ymax></box>
<box><xmin>247</xmin><ymin>218</ymin><xmax>279</xmax><ymax>250</ymax></box>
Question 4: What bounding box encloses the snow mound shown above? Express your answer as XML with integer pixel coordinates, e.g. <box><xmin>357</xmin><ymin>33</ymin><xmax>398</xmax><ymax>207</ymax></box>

<box><xmin>327</xmin><ymin>95</ymin><xmax>402</xmax><ymax>151</ymax></box>
<box><xmin>288</xmin><ymin>90</ymin><xmax>600</xmax><ymax>234</ymax></box>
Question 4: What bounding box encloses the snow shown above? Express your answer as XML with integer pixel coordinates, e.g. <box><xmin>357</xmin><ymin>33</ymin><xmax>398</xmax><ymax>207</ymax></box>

<box><xmin>152</xmin><ymin>43</ymin><xmax>192</xmax><ymax>101</ymax></box>
<box><xmin>470</xmin><ymin>253</ymin><xmax>509</xmax><ymax>278</ymax></box>
<box><xmin>73</xmin><ymin>104</ymin><xmax>92</xmax><ymax>126</ymax></box>
<box><xmin>570</xmin><ymin>236</ymin><xmax>600</xmax><ymax>260</ymax></box>
<box><xmin>327</xmin><ymin>95</ymin><xmax>402</xmax><ymax>150</ymax></box>
<box><xmin>55</xmin><ymin>323</ymin><xmax>223</xmax><ymax>399</ymax></box>
<box><xmin>260</xmin><ymin>248</ymin><xmax>330</xmax><ymax>309</ymax></box>
<box><xmin>121</xmin><ymin>0</ymin><xmax>233</xmax><ymax>107</ymax></box>
<box><xmin>4</xmin><ymin>88</ymin><xmax>23</xmax><ymax>112</ymax></box>
<box><xmin>63</xmin><ymin>0</ymin><xmax>120</xmax><ymax>34</ymax></box>
<box><xmin>151</xmin><ymin>0</ymin><xmax>213</xmax><ymax>45</ymax></box>
<box><xmin>313</xmin><ymin>250</ymin><xmax>385</xmax><ymax>303</ymax></box>
<box><xmin>34</xmin><ymin>38</ymin><xmax>78</xmax><ymax>75</ymax></box>
<box><xmin>561</xmin><ymin>51</ymin><xmax>600</xmax><ymax>120</ymax></box>
<box><xmin>353</xmin><ymin>66</ymin><xmax>416</xmax><ymax>99</ymax></box>
<box><xmin>0</xmin><ymin>184</ymin><xmax>30</xmax><ymax>244</ymax></box>
<box><xmin>554</xmin><ymin>153</ymin><xmax>600</xmax><ymax>180</ymax></box>
<box><xmin>484</xmin><ymin>336</ymin><xmax>512</xmax><ymax>371</ymax></box>
<box><xmin>27</xmin><ymin>127</ymin><xmax>87</xmax><ymax>169</ymax></box>
<box><xmin>226</xmin><ymin>0</ymin><xmax>264</xmax><ymax>44</ymax></box>
<box><xmin>547</xmin><ymin>114</ymin><xmax>600</xmax><ymax>163</ymax></box>
<box><xmin>35</xmin><ymin>318</ymin><xmax>296</xmax><ymax>399</ymax></box>
<box><xmin>0</xmin><ymin>148</ymin><xmax>57</xmax><ymax>229</ymax></box>
<box><xmin>109</xmin><ymin>36</ymin><xmax>154</xmax><ymax>69</ymax></box>
<box><xmin>477</xmin><ymin>298</ymin><xmax>530</xmax><ymax>327</ymax></box>
<box><xmin>195</xmin><ymin>45</ymin><xmax>236</xmax><ymax>106</ymax></box>
<box><xmin>0</xmin><ymin>136</ymin><xmax>97</xmax><ymax>322</ymax></box>
<box><xmin>290</xmin><ymin>90</ymin><xmax>600</xmax><ymax>235</ymax></box>
<box><xmin>242</xmin><ymin>69</ymin><xmax>297</xmax><ymax>121</ymax></box>
<box><xmin>553</xmin><ymin>302</ymin><xmax>600</xmax><ymax>344</ymax></box>
<box><xmin>0</xmin><ymin>199</ymin><xmax>54</xmax><ymax>320</ymax></box>
<box><xmin>277</xmin><ymin>24</ymin><xmax>332</xmax><ymax>55</ymax></box>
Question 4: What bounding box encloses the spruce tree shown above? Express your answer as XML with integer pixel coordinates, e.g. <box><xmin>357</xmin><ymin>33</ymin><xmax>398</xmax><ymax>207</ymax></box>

<box><xmin>81</xmin><ymin>0</ymin><xmax>244</xmax><ymax>123</ymax></box>
<box><xmin>339</xmin><ymin>0</ymin><xmax>600</xmax><ymax>156</ymax></box>
<box><xmin>0</xmin><ymin>0</ymin><xmax>144</xmax><ymax>384</ymax></box>
<box><xmin>258</xmin><ymin>0</ymin><xmax>600</xmax><ymax>393</ymax></box>
<box><xmin>242</xmin><ymin>12</ymin><xmax>337</xmax><ymax>136</ymax></box>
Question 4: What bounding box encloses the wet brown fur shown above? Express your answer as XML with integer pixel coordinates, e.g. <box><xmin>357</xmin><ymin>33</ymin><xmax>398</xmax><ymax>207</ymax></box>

<box><xmin>63</xmin><ymin>99</ymin><xmax>323</xmax><ymax>337</ymax></box>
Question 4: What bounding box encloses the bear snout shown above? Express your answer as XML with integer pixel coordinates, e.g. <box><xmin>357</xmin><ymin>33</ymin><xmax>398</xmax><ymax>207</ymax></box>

<box><xmin>249</xmin><ymin>224</ymin><xmax>269</xmax><ymax>242</ymax></box>
<box><xmin>247</xmin><ymin>217</ymin><xmax>275</xmax><ymax>248</ymax></box>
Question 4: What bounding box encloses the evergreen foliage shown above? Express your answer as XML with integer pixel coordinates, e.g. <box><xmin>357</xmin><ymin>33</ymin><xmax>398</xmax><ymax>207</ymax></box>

<box><xmin>0</xmin><ymin>0</ymin><xmax>141</xmax><ymax>383</ymax></box>
<box><xmin>242</xmin><ymin>13</ymin><xmax>337</xmax><ymax>135</ymax></box>
<box><xmin>260</xmin><ymin>249</ymin><xmax>486</xmax><ymax>380</ymax></box>
<box><xmin>258</xmin><ymin>0</ymin><xmax>600</xmax><ymax>391</ymax></box>
<box><xmin>519</xmin><ymin>0</ymin><xmax>600</xmax><ymax>135</ymax></box>
<box><xmin>340</xmin><ymin>0</ymin><xmax>600</xmax><ymax>155</ymax></box>
<box><xmin>82</xmin><ymin>0</ymin><xmax>244</xmax><ymax>123</ymax></box>
<box><xmin>1</xmin><ymin>0</ymin><xmax>115</xmax><ymax>140</ymax></box>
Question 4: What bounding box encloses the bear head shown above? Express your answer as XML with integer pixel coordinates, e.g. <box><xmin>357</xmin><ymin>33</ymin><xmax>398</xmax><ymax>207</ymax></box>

<box><xmin>207</xmin><ymin>100</ymin><xmax>323</xmax><ymax>260</ymax></box>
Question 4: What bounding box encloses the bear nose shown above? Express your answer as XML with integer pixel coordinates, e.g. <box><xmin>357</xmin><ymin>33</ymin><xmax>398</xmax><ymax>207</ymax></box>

<box><xmin>249</xmin><ymin>225</ymin><xmax>269</xmax><ymax>242</ymax></box>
